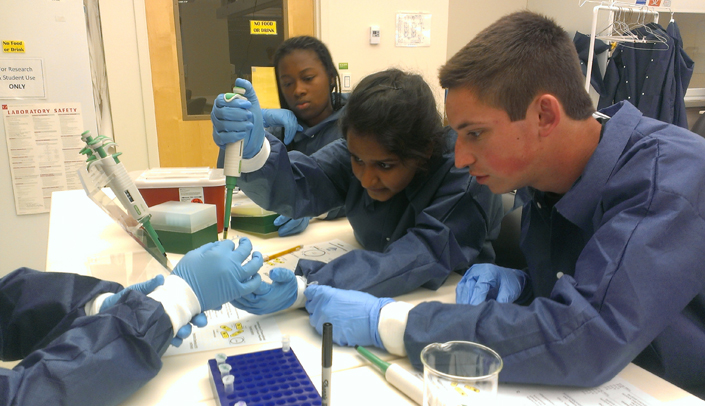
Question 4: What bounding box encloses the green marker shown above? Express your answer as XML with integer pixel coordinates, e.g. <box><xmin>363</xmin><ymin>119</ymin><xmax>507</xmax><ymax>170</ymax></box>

<box><xmin>355</xmin><ymin>345</ymin><xmax>423</xmax><ymax>404</ymax></box>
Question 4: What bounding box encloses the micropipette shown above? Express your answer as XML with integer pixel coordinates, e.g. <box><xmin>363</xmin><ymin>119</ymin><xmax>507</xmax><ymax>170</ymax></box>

<box><xmin>222</xmin><ymin>87</ymin><xmax>246</xmax><ymax>240</ymax></box>
<box><xmin>79</xmin><ymin>131</ymin><xmax>167</xmax><ymax>257</ymax></box>
<box><xmin>355</xmin><ymin>345</ymin><xmax>423</xmax><ymax>405</ymax></box>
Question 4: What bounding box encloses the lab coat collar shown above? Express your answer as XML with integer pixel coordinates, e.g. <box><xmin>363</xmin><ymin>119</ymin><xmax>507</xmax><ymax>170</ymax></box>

<box><xmin>555</xmin><ymin>101</ymin><xmax>641</xmax><ymax>233</ymax></box>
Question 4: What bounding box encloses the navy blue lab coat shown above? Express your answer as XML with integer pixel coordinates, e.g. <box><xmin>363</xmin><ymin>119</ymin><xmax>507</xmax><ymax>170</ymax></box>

<box><xmin>573</xmin><ymin>31</ymin><xmax>610</xmax><ymax>97</ymax></box>
<box><xmin>598</xmin><ymin>22</ymin><xmax>694</xmax><ymax>128</ymax></box>
<box><xmin>278</xmin><ymin>93</ymin><xmax>348</xmax><ymax>156</ymax></box>
<box><xmin>0</xmin><ymin>268</ymin><xmax>174</xmax><ymax>406</ymax></box>
<box><xmin>238</xmin><ymin>134</ymin><xmax>503</xmax><ymax>297</ymax></box>
<box><xmin>404</xmin><ymin>102</ymin><xmax>705</xmax><ymax>398</ymax></box>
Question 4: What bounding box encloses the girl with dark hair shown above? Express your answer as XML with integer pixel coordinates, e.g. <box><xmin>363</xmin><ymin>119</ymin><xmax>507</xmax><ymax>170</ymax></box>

<box><xmin>271</xmin><ymin>35</ymin><xmax>344</xmax><ymax>148</ymax></box>
<box><xmin>211</xmin><ymin>69</ymin><xmax>502</xmax><ymax>315</ymax></box>
<box><xmin>218</xmin><ymin>36</ymin><xmax>347</xmax><ymax>236</ymax></box>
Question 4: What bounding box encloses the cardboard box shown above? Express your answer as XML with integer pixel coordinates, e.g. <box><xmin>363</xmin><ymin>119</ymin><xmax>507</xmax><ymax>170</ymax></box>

<box><xmin>132</xmin><ymin>168</ymin><xmax>226</xmax><ymax>232</ymax></box>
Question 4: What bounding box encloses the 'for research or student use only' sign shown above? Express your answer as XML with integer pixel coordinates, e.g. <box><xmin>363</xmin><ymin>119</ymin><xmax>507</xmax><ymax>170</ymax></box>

<box><xmin>0</xmin><ymin>58</ymin><xmax>46</xmax><ymax>99</ymax></box>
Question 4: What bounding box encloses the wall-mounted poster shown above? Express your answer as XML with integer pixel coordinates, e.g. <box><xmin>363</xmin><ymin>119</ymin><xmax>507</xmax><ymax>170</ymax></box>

<box><xmin>395</xmin><ymin>12</ymin><xmax>431</xmax><ymax>47</ymax></box>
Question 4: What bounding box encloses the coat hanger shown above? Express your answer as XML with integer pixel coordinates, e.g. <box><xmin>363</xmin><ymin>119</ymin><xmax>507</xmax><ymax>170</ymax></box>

<box><xmin>595</xmin><ymin>5</ymin><xmax>669</xmax><ymax>50</ymax></box>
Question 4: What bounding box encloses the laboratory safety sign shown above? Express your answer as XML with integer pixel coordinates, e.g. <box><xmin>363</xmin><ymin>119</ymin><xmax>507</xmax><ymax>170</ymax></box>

<box><xmin>250</xmin><ymin>20</ymin><xmax>277</xmax><ymax>35</ymax></box>
<box><xmin>0</xmin><ymin>58</ymin><xmax>46</xmax><ymax>99</ymax></box>
<box><xmin>2</xmin><ymin>103</ymin><xmax>84</xmax><ymax>215</ymax></box>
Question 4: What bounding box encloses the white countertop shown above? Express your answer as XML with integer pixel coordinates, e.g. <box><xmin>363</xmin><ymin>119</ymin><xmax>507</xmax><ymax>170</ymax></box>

<box><xmin>5</xmin><ymin>189</ymin><xmax>700</xmax><ymax>406</ymax></box>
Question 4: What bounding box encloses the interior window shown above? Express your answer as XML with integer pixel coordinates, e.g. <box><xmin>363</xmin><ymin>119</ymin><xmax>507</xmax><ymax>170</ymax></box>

<box><xmin>176</xmin><ymin>0</ymin><xmax>285</xmax><ymax>117</ymax></box>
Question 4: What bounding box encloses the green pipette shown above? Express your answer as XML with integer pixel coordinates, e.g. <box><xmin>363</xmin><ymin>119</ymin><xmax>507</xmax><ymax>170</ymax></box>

<box><xmin>355</xmin><ymin>345</ymin><xmax>423</xmax><ymax>405</ymax></box>
<box><xmin>80</xmin><ymin>131</ymin><xmax>167</xmax><ymax>257</ymax></box>
<box><xmin>221</xmin><ymin>87</ymin><xmax>246</xmax><ymax>240</ymax></box>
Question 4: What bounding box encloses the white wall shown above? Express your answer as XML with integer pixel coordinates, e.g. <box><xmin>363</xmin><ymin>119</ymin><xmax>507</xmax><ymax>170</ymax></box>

<box><xmin>0</xmin><ymin>0</ymin><xmax>98</xmax><ymax>275</ymax></box>
<box><xmin>319</xmin><ymin>0</ymin><xmax>449</xmax><ymax>111</ymax></box>
<box><xmin>446</xmin><ymin>0</ymin><xmax>527</xmax><ymax>60</ymax></box>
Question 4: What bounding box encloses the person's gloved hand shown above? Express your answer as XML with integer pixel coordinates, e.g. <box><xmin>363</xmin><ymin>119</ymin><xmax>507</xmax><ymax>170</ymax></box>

<box><xmin>173</xmin><ymin>238</ymin><xmax>263</xmax><ymax>311</ymax></box>
<box><xmin>229</xmin><ymin>268</ymin><xmax>298</xmax><ymax>315</ymax></box>
<box><xmin>262</xmin><ymin>109</ymin><xmax>303</xmax><ymax>145</ymax></box>
<box><xmin>100</xmin><ymin>274</ymin><xmax>165</xmax><ymax>312</ymax></box>
<box><xmin>171</xmin><ymin>313</ymin><xmax>208</xmax><ymax>347</ymax></box>
<box><xmin>305</xmin><ymin>284</ymin><xmax>394</xmax><ymax>348</ymax></box>
<box><xmin>98</xmin><ymin>275</ymin><xmax>199</xmax><ymax>347</ymax></box>
<box><xmin>456</xmin><ymin>263</ymin><xmax>527</xmax><ymax>306</ymax></box>
<box><xmin>274</xmin><ymin>215</ymin><xmax>310</xmax><ymax>237</ymax></box>
<box><xmin>211</xmin><ymin>78</ymin><xmax>265</xmax><ymax>159</ymax></box>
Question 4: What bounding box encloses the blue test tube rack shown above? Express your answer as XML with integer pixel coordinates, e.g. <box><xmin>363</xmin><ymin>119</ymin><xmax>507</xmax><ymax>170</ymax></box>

<box><xmin>208</xmin><ymin>347</ymin><xmax>322</xmax><ymax>406</ymax></box>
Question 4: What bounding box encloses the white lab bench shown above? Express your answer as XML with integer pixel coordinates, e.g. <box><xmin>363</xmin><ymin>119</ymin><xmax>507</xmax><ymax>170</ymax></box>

<box><xmin>2</xmin><ymin>189</ymin><xmax>702</xmax><ymax>406</ymax></box>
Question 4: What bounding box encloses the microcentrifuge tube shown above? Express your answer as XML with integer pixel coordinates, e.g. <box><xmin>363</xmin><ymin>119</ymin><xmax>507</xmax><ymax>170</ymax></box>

<box><xmin>234</xmin><ymin>402</ymin><xmax>247</xmax><ymax>406</ymax></box>
<box><xmin>215</xmin><ymin>353</ymin><xmax>227</xmax><ymax>365</ymax></box>
<box><xmin>222</xmin><ymin>374</ymin><xmax>235</xmax><ymax>394</ymax></box>
<box><xmin>218</xmin><ymin>363</ymin><xmax>232</xmax><ymax>376</ymax></box>
<box><xmin>282</xmin><ymin>334</ymin><xmax>291</xmax><ymax>352</ymax></box>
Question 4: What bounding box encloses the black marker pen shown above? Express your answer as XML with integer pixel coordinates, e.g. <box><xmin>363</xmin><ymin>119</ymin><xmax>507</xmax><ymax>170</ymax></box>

<box><xmin>322</xmin><ymin>323</ymin><xmax>332</xmax><ymax>406</ymax></box>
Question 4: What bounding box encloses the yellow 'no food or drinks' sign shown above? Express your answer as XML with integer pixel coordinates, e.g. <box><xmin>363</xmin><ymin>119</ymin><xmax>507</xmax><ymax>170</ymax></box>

<box><xmin>3</xmin><ymin>40</ymin><xmax>25</xmax><ymax>53</ymax></box>
<box><xmin>250</xmin><ymin>20</ymin><xmax>277</xmax><ymax>35</ymax></box>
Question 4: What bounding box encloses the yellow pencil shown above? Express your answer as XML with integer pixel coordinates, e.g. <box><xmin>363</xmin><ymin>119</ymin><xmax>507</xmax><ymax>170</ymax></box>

<box><xmin>263</xmin><ymin>244</ymin><xmax>303</xmax><ymax>261</ymax></box>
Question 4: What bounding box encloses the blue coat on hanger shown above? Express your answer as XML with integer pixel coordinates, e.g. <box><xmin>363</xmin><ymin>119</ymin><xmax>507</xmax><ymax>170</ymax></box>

<box><xmin>598</xmin><ymin>22</ymin><xmax>694</xmax><ymax>128</ymax></box>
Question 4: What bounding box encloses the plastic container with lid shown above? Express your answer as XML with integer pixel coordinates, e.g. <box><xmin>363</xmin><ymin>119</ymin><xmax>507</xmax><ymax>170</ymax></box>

<box><xmin>131</xmin><ymin>167</ymin><xmax>226</xmax><ymax>232</ymax></box>
<box><xmin>149</xmin><ymin>201</ymin><xmax>218</xmax><ymax>254</ymax></box>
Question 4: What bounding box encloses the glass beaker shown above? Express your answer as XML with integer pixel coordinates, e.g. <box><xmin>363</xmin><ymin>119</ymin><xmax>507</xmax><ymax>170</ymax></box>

<box><xmin>420</xmin><ymin>341</ymin><xmax>503</xmax><ymax>406</ymax></box>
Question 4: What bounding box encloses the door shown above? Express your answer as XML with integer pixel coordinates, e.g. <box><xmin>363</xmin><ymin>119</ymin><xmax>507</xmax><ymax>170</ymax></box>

<box><xmin>144</xmin><ymin>0</ymin><xmax>314</xmax><ymax>167</ymax></box>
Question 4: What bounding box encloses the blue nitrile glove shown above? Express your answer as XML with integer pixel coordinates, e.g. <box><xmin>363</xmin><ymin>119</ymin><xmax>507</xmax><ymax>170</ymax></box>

<box><xmin>229</xmin><ymin>268</ymin><xmax>298</xmax><ymax>315</ymax></box>
<box><xmin>100</xmin><ymin>274</ymin><xmax>165</xmax><ymax>312</ymax></box>
<box><xmin>274</xmin><ymin>215</ymin><xmax>310</xmax><ymax>237</ymax></box>
<box><xmin>171</xmin><ymin>313</ymin><xmax>208</xmax><ymax>347</ymax></box>
<box><xmin>262</xmin><ymin>109</ymin><xmax>303</xmax><ymax>145</ymax></box>
<box><xmin>305</xmin><ymin>284</ymin><xmax>394</xmax><ymax>348</ymax></box>
<box><xmin>173</xmin><ymin>238</ymin><xmax>263</xmax><ymax>311</ymax></box>
<box><xmin>211</xmin><ymin>78</ymin><xmax>265</xmax><ymax>159</ymax></box>
<box><xmin>456</xmin><ymin>263</ymin><xmax>527</xmax><ymax>306</ymax></box>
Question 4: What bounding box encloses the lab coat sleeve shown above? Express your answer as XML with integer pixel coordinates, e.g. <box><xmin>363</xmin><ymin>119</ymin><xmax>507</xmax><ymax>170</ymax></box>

<box><xmin>237</xmin><ymin>134</ymin><xmax>350</xmax><ymax>218</ymax></box>
<box><xmin>297</xmin><ymin>175</ymin><xmax>503</xmax><ymax>297</ymax></box>
<box><xmin>0</xmin><ymin>268</ymin><xmax>175</xmax><ymax>406</ymax></box>
<box><xmin>403</xmin><ymin>170</ymin><xmax>705</xmax><ymax>387</ymax></box>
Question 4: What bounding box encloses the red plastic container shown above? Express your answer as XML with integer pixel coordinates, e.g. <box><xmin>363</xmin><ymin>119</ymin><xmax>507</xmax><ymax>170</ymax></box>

<box><xmin>131</xmin><ymin>168</ymin><xmax>226</xmax><ymax>233</ymax></box>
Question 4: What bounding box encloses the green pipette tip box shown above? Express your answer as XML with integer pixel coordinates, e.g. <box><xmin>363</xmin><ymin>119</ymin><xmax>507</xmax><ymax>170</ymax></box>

<box><xmin>156</xmin><ymin>225</ymin><xmax>218</xmax><ymax>254</ymax></box>
<box><xmin>230</xmin><ymin>213</ymin><xmax>280</xmax><ymax>235</ymax></box>
<box><xmin>149</xmin><ymin>201</ymin><xmax>218</xmax><ymax>254</ymax></box>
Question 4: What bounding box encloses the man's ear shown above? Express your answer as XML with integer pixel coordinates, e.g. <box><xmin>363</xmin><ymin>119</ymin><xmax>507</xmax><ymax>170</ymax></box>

<box><xmin>536</xmin><ymin>94</ymin><xmax>561</xmax><ymax>137</ymax></box>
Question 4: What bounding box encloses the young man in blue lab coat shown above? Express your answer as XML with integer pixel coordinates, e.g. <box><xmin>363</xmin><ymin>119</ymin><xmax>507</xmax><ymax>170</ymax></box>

<box><xmin>304</xmin><ymin>11</ymin><xmax>705</xmax><ymax>398</ymax></box>
<box><xmin>0</xmin><ymin>239</ymin><xmax>263</xmax><ymax>406</ymax></box>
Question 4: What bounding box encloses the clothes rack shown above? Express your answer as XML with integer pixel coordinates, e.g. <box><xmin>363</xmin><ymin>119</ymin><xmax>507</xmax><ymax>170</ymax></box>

<box><xmin>584</xmin><ymin>3</ymin><xmax>661</xmax><ymax>92</ymax></box>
